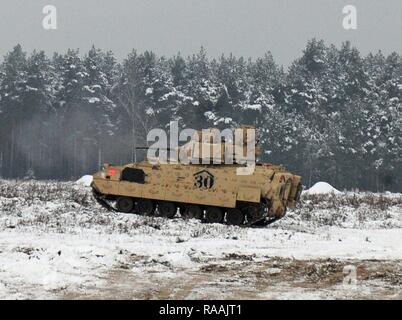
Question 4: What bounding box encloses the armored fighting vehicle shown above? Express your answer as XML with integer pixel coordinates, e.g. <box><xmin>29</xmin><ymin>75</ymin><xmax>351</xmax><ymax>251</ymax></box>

<box><xmin>91</xmin><ymin>126</ymin><xmax>302</xmax><ymax>226</ymax></box>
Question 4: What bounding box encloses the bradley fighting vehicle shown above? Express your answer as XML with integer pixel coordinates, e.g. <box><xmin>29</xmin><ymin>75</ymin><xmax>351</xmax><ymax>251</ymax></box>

<box><xmin>91</xmin><ymin>126</ymin><xmax>302</xmax><ymax>226</ymax></box>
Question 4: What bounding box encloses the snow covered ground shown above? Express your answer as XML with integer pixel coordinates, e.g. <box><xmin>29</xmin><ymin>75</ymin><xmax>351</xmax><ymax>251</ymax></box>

<box><xmin>0</xmin><ymin>179</ymin><xmax>401</xmax><ymax>299</ymax></box>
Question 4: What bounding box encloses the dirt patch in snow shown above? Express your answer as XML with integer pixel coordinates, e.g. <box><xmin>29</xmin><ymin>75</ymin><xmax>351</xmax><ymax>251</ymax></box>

<box><xmin>61</xmin><ymin>258</ymin><xmax>402</xmax><ymax>300</ymax></box>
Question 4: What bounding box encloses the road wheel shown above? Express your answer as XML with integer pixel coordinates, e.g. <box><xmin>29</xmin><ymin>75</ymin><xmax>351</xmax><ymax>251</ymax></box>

<box><xmin>244</xmin><ymin>204</ymin><xmax>263</xmax><ymax>222</ymax></box>
<box><xmin>226</xmin><ymin>208</ymin><xmax>244</xmax><ymax>226</ymax></box>
<box><xmin>158</xmin><ymin>201</ymin><xmax>177</xmax><ymax>218</ymax></box>
<box><xmin>137</xmin><ymin>199</ymin><xmax>155</xmax><ymax>216</ymax></box>
<box><xmin>116</xmin><ymin>197</ymin><xmax>134</xmax><ymax>213</ymax></box>
<box><xmin>185</xmin><ymin>205</ymin><xmax>203</xmax><ymax>220</ymax></box>
<box><xmin>205</xmin><ymin>207</ymin><xmax>224</xmax><ymax>224</ymax></box>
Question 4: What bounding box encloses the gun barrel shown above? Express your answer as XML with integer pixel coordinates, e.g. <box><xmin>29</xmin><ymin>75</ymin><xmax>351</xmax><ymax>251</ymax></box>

<box><xmin>135</xmin><ymin>147</ymin><xmax>172</xmax><ymax>151</ymax></box>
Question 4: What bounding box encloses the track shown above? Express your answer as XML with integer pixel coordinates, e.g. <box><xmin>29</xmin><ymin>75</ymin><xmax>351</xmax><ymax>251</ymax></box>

<box><xmin>92</xmin><ymin>188</ymin><xmax>281</xmax><ymax>227</ymax></box>
<box><xmin>92</xmin><ymin>188</ymin><xmax>118</xmax><ymax>212</ymax></box>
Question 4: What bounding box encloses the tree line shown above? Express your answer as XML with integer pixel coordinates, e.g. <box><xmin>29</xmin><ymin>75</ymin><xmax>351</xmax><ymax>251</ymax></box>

<box><xmin>0</xmin><ymin>40</ymin><xmax>400</xmax><ymax>191</ymax></box>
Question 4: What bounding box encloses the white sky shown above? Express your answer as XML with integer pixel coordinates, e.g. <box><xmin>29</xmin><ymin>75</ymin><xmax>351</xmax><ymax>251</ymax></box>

<box><xmin>0</xmin><ymin>0</ymin><xmax>401</xmax><ymax>66</ymax></box>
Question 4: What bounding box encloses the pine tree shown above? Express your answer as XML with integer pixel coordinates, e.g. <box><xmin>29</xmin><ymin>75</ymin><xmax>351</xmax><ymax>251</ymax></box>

<box><xmin>0</xmin><ymin>44</ymin><xmax>27</xmax><ymax>177</ymax></box>
<box><xmin>80</xmin><ymin>46</ymin><xmax>118</xmax><ymax>173</ymax></box>
<box><xmin>21</xmin><ymin>50</ymin><xmax>55</xmax><ymax>177</ymax></box>
<box><xmin>181</xmin><ymin>47</ymin><xmax>221</xmax><ymax>129</ymax></box>
<box><xmin>54</xmin><ymin>49</ymin><xmax>86</xmax><ymax>177</ymax></box>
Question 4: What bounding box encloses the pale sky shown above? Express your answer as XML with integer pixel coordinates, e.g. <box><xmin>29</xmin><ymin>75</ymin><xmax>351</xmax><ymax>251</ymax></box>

<box><xmin>0</xmin><ymin>0</ymin><xmax>401</xmax><ymax>66</ymax></box>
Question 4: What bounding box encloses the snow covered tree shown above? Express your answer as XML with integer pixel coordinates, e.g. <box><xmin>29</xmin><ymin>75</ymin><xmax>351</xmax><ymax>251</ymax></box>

<box><xmin>80</xmin><ymin>46</ymin><xmax>118</xmax><ymax>172</ymax></box>
<box><xmin>0</xmin><ymin>45</ymin><xmax>27</xmax><ymax>177</ymax></box>
<box><xmin>181</xmin><ymin>47</ymin><xmax>221</xmax><ymax>129</ymax></box>
<box><xmin>0</xmin><ymin>42</ymin><xmax>399</xmax><ymax>191</ymax></box>
<box><xmin>20</xmin><ymin>50</ymin><xmax>56</xmax><ymax>178</ymax></box>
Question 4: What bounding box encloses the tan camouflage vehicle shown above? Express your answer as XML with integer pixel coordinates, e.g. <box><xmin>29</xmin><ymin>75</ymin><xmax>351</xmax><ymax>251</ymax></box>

<box><xmin>91</xmin><ymin>126</ymin><xmax>302</xmax><ymax>226</ymax></box>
